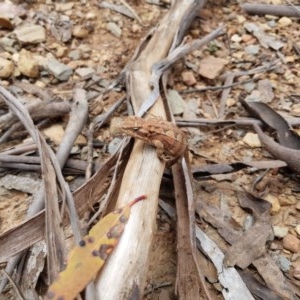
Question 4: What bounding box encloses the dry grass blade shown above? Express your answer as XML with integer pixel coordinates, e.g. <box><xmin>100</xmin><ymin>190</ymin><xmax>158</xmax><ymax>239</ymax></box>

<box><xmin>0</xmin><ymin>86</ymin><xmax>69</xmax><ymax>289</ymax></box>
<box><xmin>172</xmin><ymin>158</ymin><xmax>213</xmax><ymax>299</ymax></box>
<box><xmin>41</xmin><ymin>135</ymin><xmax>66</xmax><ymax>283</ymax></box>
<box><xmin>0</xmin><ymin>140</ymin><xmax>132</xmax><ymax>263</ymax></box>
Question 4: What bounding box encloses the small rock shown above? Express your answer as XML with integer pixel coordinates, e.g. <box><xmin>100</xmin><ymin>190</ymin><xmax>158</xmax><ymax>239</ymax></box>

<box><xmin>68</xmin><ymin>49</ymin><xmax>83</xmax><ymax>60</ymax></box>
<box><xmin>273</xmin><ymin>226</ymin><xmax>288</xmax><ymax>238</ymax></box>
<box><xmin>18</xmin><ymin>49</ymin><xmax>39</xmax><ymax>78</ymax></box>
<box><xmin>75</xmin><ymin>67</ymin><xmax>95</xmax><ymax>79</ymax></box>
<box><xmin>55</xmin><ymin>2</ymin><xmax>74</xmax><ymax>12</ymax></box>
<box><xmin>245</xmin><ymin>45</ymin><xmax>260</xmax><ymax>55</ymax></box>
<box><xmin>243</xmin><ymin>81</ymin><xmax>256</xmax><ymax>93</ymax></box>
<box><xmin>35</xmin><ymin>80</ymin><xmax>46</xmax><ymax>88</ymax></box>
<box><xmin>198</xmin><ymin>56</ymin><xmax>228</xmax><ymax>80</ymax></box>
<box><xmin>245</xmin><ymin>90</ymin><xmax>261</xmax><ymax>102</ymax></box>
<box><xmin>231</xmin><ymin>34</ymin><xmax>242</xmax><ymax>42</ymax></box>
<box><xmin>0</xmin><ymin>37</ymin><xmax>15</xmax><ymax>49</ymax></box>
<box><xmin>243</xmin><ymin>132</ymin><xmax>261</xmax><ymax>148</ymax></box>
<box><xmin>226</xmin><ymin>97</ymin><xmax>236</xmax><ymax>107</ymax></box>
<box><xmin>278</xmin><ymin>17</ymin><xmax>292</xmax><ymax>27</ymax></box>
<box><xmin>72</xmin><ymin>25</ymin><xmax>89</xmax><ymax>39</ymax></box>
<box><xmin>243</xmin><ymin>215</ymin><xmax>254</xmax><ymax>231</ymax></box>
<box><xmin>276</xmin><ymin>255</ymin><xmax>291</xmax><ymax>272</ymax></box>
<box><xmin>14</xmin><ymin>23</ymin><xmax>46</xmax><ymax>44</ymax></box>
<box><xmin>0</xmin><ymin>57</ymin><xmax>14</xmax><ymax>78</ymax></box>
<box><xmin>293</xmin><ymin>263</ymin><xmax>300</xmax><ymax>280</ymax></box>
<box><xmin>237</xmin><ymin>15</ymin><xmax>246</xmax><ymax>23</ymax></box>
<box><xmin>282</xmin><ymin>234</ymin><xmax>300</xmax><ymax>253</ymax></box>
<box><xmin>258</xmin><ymin>79</ymin><xmax>274</xmax><ymax>103</ymax></box>
<box><xmin>131</xmin><ymin>24</ymin><xmax>141</xmax><ymax>33</ymax></box>
<box><xmin>279</xmin><ymin>195</ymin><xmax>296</xmax><ymax>206</ymax></box>
<box><xmin>85</xmin><ymin>12</ymin><xmax>96</xmax><ymax>20</ymax></box>
<box><xmin>46</xmin><ymin>58</ymin><xmax>73</xmax><ymax>81</ymax></box>
<box><xmin>107</xmin><ymin>22</ymin><xmax>122</xmax><ymax>38</ymax></box>
<box><xmin>295</xmin><ymin>225</ymin><xmax>300</xmax><ymax>236</ymax></box>
<box><xmin>181</xmin><ymin>71</ymin><xmax>196</xmax><ymax>86</ymax></box>
<box><xmin>241</xmin><ymin>34</ymin><xmax>253</xmax><ymax>42</ymax></box>
<box><xmin>268</xmin><ymin>20</ymin><xmax>277</xmax><ymax>28</ymax></box>
<box><xmin>56</xmin><ymin>46</ymin><xmax>68</xmax><ymax>58</ymax></box>
<box><xmin>264</xmin><ymin>194</ymin><xmax>281</xmax><ymax>214</ymax></box>
<box><xmin>166</xmin><ymin>89</ymin><xmax>185</xmax><ymax>115</ymax></box>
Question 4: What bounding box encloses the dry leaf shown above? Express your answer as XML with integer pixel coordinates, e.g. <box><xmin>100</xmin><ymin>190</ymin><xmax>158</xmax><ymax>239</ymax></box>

<box><xmin>44</xmin><ymin>195</ymin><xmax>146</xmax><ymax>300</ymax></box>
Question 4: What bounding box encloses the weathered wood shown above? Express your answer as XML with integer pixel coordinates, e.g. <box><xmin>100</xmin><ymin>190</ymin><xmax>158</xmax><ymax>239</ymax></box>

<box><xmin>241</xmin><ymin>3</ymin><xmax>300</xmax><ymax>17</ymax></box>
<box><xmin>95</xmin><ymin>0</ymin><xmax>206</xmax><ymax>299</ymax></box>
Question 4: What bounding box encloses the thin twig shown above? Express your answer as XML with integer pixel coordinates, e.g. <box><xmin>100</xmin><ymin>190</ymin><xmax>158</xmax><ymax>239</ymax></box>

<box><xmin>180</xmin><ymin>78</ymin><xmax>254</xmax><ymax>93</ymax></box>
<box><xmin>1</xmin><ymin>270</ymin><xmax>25</xmax><ymax>300</ymax></box>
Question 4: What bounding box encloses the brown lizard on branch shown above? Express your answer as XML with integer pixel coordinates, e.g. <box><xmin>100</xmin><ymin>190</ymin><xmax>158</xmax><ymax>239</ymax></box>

<box><xmin>110</xmin><ymin>116</ymin><xmax>187</xmax><ymax>166</ymax></box>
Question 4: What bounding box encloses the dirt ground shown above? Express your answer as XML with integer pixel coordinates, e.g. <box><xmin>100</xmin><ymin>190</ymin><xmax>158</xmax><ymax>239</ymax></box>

<box><xmin>0</xmin><ymin>0</ymin><xmax>300</xmax><ymax>299</ymax></box>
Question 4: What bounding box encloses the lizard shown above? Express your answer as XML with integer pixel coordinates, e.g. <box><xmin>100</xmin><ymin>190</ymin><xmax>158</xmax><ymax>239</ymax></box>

<box><xmin>110</xmin><ymin>116</ymin><xmax>188</xmax><ymax>166</ymax></box>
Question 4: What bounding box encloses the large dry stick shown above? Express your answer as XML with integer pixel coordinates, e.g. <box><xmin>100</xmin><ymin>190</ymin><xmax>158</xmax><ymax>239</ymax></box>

<box><xmin>241</xmin><ymin>3</ymin><xmax>300</xmax><ymax>17</ymax></box>
<box><xmin>95</xmin><ymin>0</ymin><xmax>206</xmax><ymax>299</ymax></box>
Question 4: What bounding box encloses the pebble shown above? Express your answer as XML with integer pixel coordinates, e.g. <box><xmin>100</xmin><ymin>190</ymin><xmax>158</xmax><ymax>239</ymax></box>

<box><xmin>181</xmin><ymin>71</ymin><xmax>196</xmax><ymax>86</ymax></box>
<box><xmin>35</xmin><ymin>80</ymin><xmax>46</xmax><ymax>88</ymax></box>
<box><xmin>282</xmin><ymin>234</ymin><xmax>300</xmax><ymax>253</ymax></box>
<box><xmin>18</xmin><ymin>49</ymin><xmax>39</xmax><ymax>78</ymax></box>
<box><xmin>258</xmin><ymin>79</ymin><xmax>274</xmax><ymax>103</ymax></box>
<box><xmin>293</xmin><ymin>263</ymin><xmax>300</xmax><ymax>280</ymax></box>
<box><xmin>226</xmin><ymin>98</ymin><xmax>236</xmax><ymax>108</ymax></box>
<box><xmin>243</xmin><ymin>215</ymin><xmax>254</xmax><ymax>231</ymax></box>
<box><xmin>245</xmin><ymin>45</ymin><xmax>260</xmax><ymax>55</ymax></box>
<box><xmin>131</xmin><ymin>24</ymin><xmax>141</xmax><ymax>33</ymax></box>
<box><xmin>85</xmin><ymin>12</ymin><xmax>96</xmax><ymax>20</ymax></box>
<box><xmin>68</xmin><ymin>49</ymin><xmax>83</xmax><ymax>60</ymax></box>
<box><xmin>55</xmin><ymin>2</ymin><xmax>74</xmax><ymax>12</ymax></box>
<box><xmin>56</xmin><ymin>46</ymin><xmax>68</xmax><ymax>58</ymax></box>
<box><xmin>279</xmin><ymin>195</ymin><xmax>296</xmax><ymax>206</ymax></box>
<box><xmin>276</xmin><ymin>255</ymin><xmax>291</xmax><ymax>272</ymax></box>
<box><xmin>166</xmin><ymin>89</ymin><xmax>185</xmax><ymax>115</ymax></box>
<box><xmin>78</xmin><ymin>44</ymin><xmax>92</xmax><ymax>54</ymax></box>
<box><xmin>243</xmin><ymin>81</ymin><xmax>256</xmax><ymax>93</ymax></box>
<box><xmin>241</xmin><ymin>34</ymin><xmax>253</xmax><ymax>43</ymax></box>
<box><xmin>75</xmin><ymin>67</ymin><xmax>95</xmax><ymax>79</ymax></box>
<box><xmin>243</xmin><ymin>132</ymin><xmax>261</xmax><ymax>148</ymax></box>
<box><xmin>278</xmin><ymin>17</ymin><xmax>292</xmax><ymax>27</ymax></box>
<box><xmin>295</xmin><ymin>225</ymin><xmax>300</xmax><ymax>236</ymax></box>
<box><xmin>198</xmin><ymin>56</ymin><xmax>228</xmax><ymax>80</ymax></box>
<box><xmin>273</xmin><ymin>226</ymin><xmax>288</xmax><ymax>238</ymax></box>
<box><xmin>46</xmin><ymin>58</ymin><xmax>73</xmax><ymax>81</ymax></box>
<box><xmin>14</xmin><ymin>24</ymin><xmax>46</xmax><ymax>44</ymax></box>
<box><xmin>72</xmin><ymin>26</ymin><xmax>89</xmax><ymax>39</ymax></box>
<box><xmin>0</xmin><ymin>57</ymin><xmax>14</xmax><ymax>78</ymax></box>
<box><xmin>107</xmin><ymin>22</ymin><xmax>122</xmax><ymax>38</ymax></box>
<box><xmin>0</xmin><ymin>37</ymin><xmax>16</xmax><ymax>49</ymax></box>
<box><xmin>264</xmin><ymin>194</ymin><xmax>281</xmax><ymax>215</ymax></box>
<box><xmin>231</xmin><ymin>34</ymin><xmax>242</xmax><ymax>42</ymax></box>
<box><xmin>237</xmin><ymin>15</ymin><xmax>246</xmax><ymax>23</ymax></box>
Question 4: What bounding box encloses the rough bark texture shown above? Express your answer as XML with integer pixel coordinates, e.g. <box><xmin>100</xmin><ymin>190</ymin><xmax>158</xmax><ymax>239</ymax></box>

<box><xmin>241</xmin><ymin>3</ymin><xmax>300</xmax><ymax>17</ymax></box>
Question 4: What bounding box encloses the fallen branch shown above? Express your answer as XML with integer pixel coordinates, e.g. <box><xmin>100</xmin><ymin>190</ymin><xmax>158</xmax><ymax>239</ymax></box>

<box><xmin>241</xmin><ymin>3</ymin><xmax>300</xmax><ymax>17</ymax></box>
<box><xmin>94</xmin><ymin>0</ymin><xmax>209</xmax><ymax>299</ymax></box>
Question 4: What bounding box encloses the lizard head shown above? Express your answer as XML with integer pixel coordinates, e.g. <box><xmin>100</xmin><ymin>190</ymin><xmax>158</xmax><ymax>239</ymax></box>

<box><xmin>110</xmin><ymin>116</ymin><xmax>143</xmax><ymax>136</ymax></box>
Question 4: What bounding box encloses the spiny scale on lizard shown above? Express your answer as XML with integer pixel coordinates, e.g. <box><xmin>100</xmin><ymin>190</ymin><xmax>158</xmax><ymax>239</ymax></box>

<box><xmin>110</xmin><ymin>116</ymin><xmax>187</xmax><ymax>165</ymax></box>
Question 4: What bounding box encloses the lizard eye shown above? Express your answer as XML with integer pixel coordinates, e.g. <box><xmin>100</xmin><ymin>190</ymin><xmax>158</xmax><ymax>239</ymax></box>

<box><xmin>132</xmin><ymin>127</ymin><xmax>139</xmax><ymax>131</ymax></box>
